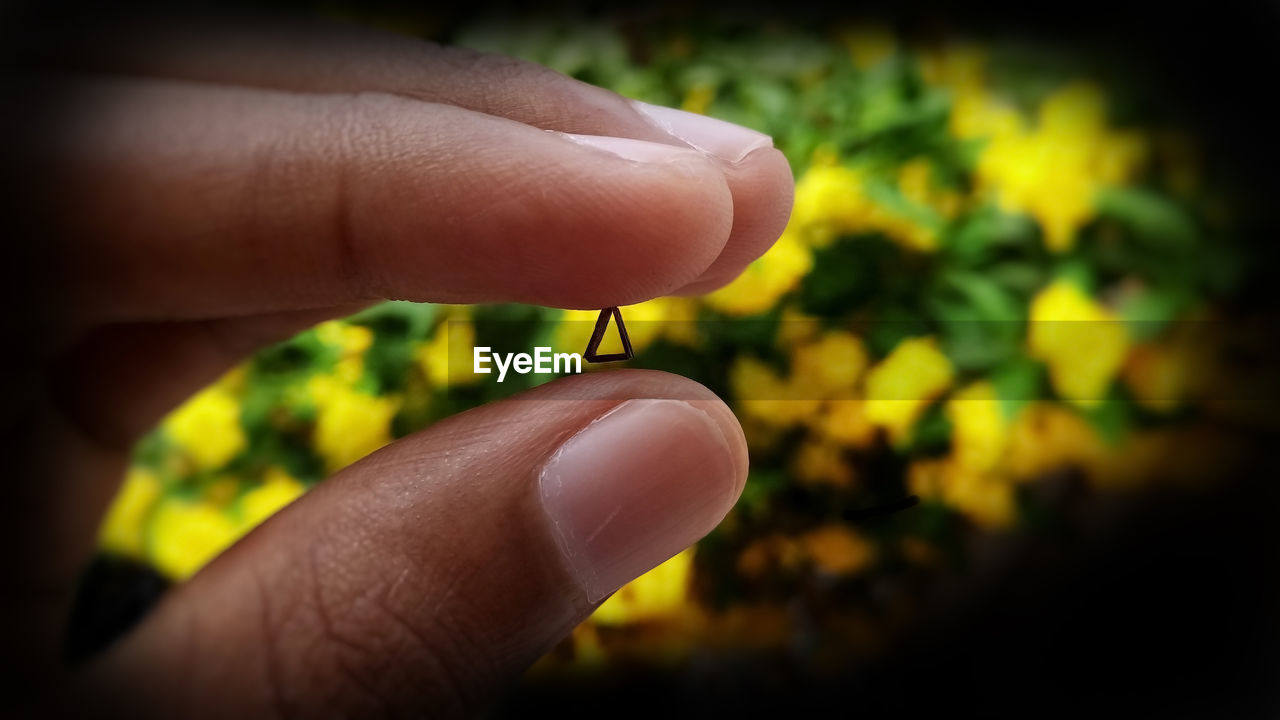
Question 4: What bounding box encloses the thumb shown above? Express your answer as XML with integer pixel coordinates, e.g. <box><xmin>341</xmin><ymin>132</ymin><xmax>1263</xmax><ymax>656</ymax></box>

<box><xmin>68</xmin><ymin>370</ymin><xmax>746</xmax><ymax>718</ymax></box>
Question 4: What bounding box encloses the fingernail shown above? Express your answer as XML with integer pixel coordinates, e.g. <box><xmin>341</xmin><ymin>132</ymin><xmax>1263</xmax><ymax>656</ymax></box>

<box><xmin>559</xmin><ymin>132</ymin><xmax>706</xmax><ymax>163</ymax></box>
<box><xmin>630</xmin><ymin>99</ymin><xmax>773</xmax><ymax>163</ymax></box>
<box><xmin>539</xmin><ymin>399</ymin><xmax>742</xmax><ymax>601</ymax></box>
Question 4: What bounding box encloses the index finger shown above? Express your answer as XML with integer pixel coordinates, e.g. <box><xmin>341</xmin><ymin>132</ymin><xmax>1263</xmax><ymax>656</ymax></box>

<box><xmin>39</xmin><ymin>77</ymin><xmax>739</xmax><ymax>325</ymax></box>
<box><xmin>42</xmin><ymin>10</ymin><xmax>795</xmax><ymax>299</ymax></box>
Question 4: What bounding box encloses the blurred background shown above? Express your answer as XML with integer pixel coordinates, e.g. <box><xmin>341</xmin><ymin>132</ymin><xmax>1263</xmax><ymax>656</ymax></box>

<box><xmin>64</xmin><ymin>0</ymin><xmax>1280</xmax><ymax>715</ymax></box>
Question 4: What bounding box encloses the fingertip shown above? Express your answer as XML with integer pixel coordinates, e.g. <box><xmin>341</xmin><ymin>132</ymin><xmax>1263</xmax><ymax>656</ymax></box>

<box><xmin>371</xmin><ymin>113</ymin><xmax>737</xmax><ymax>309</ymax></box>
<box><xmin>534</xmin><ymin>377</ymin><xmax>748</xmax><ymax>600</ymax></box>
<box><xmin>672</xmin><ymin>145</ymin><xmax>795</xmax><ymax>296</ymax></box>
<box><xmin>526</xmin><ymin>133</ymin><xmax>737</xmax><ymax>307</ymax></box>
<box><xmin>521</xmin><ymin>369</ymin><xmax>749</xmax><ymax>498</ymax></box>
<box><xmin>667</xmin><ymin>384</ymin><xmax>751</xmax><ymax>501</ymax></box>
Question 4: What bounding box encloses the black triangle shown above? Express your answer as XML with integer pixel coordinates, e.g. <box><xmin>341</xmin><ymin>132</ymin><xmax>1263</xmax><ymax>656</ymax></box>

<box><xmin>584</xmin><ymin>306</ymin><xmax>633</xmax><ymax>363</ymax></box>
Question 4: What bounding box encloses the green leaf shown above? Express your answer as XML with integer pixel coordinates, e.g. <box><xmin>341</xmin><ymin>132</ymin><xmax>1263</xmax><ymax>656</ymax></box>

<box><xmin>130</xmin><ymin>430</ymin><xmax>172</xmax><ymax>469</ymax></box>
<box><xmin>739</xmin><ymin>469</ymin><xmax>788</xmax><ymax>519</ymax></box>
<box><xmin>632</xmin><ymin>339</ymin><xmax>707</xmax><ymax>380</ymax></box>
<box><xmin>1080</xmin><ymin>387</ymin><xmax>1133</xmax><ymax>446</ymax></box>
<box><xmin>946</xmin><ymin>206</ymin><xmax>1038</xmax><ymax>265</ymax></box>
<box><xmin>935</xmin><ymin>310</ymin><xmax>1020</xmax><ymax>371</ymax></box>
<box><xmin>704</xmin><ymin>307</ymin><xmax>781</xmax><ymax>354</ymax></box>
<box><xmin>1116</xmin><ymin>285</ymin><xmax>1191</xmax><ymax>340</ymax></box>
<box><xmin>905</xmin><ymin>402</ymin><xmax>952</xmax><ymax>457</ymax></box>
<box><xmin>800</xmin><ymin>235</ymin><xmax>901</xmax><ymax>316</ymax></box>
<box><xmin>866</xmin><ymin>314</ymin><xmax>934</xmax><ymax>359</ymax></box>
<box><xmin>862</xmin><ymin>176</ymin><xmax>944</xmax><ymax>230</ymax></box>
<box><xmin>941</xmin><ymin>270</ymin><xmax>1025</xmax><ymax>323</ymax></box>
<box><xmin>1095</xmin><ymin>186</ymin><xmax>1198</xmax><ymax>250</ymax></box>
<box><xmin>989</xmin><ymin>356</ymin><xmax>1046</xmax><ymax>421</ymax></box>
<box><xmin>1052</xmin><ymin>259</ymin><xmax>1097</xmax><ymax>295</ymax></box>
<box><xmin>348</xmin><ymin>301</ymin><xmax>437</xmax><ymax>340</ymax></box>
<box><xmin>929</xmin><ymin>271</ymin><xmax>1024</xmax><ymax>371</ymax></box>
<box><xmin>985</xmin><ymin>261</ymin><xmax>1048</xmax><ymax>298</ymax></box>
<box><xmin>252</xmin><ymin>329</ymin><xmax>336</xmax><ymax>378</ymax></box>
<box><xmin>362</xmin><ymin>332</ymin><xmax>417</xmax><ymax>395</ymax></box>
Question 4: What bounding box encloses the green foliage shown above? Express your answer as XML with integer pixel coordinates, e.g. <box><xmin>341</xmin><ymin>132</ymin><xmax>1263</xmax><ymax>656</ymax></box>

<box><xmin>118</xmin><ymin>12</ymin><xmax>1252</xmax><ymax>631</ymax></box>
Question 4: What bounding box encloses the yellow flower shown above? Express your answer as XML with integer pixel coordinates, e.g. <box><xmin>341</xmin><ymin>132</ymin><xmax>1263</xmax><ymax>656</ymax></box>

<box><xmin>973</xmin><ymin>81</ymin><xmax>1149</xmax><ymax>252</ymax></box>
<box><xmin>1038</xmin><ymin>81</ymin><xmax>1107</xmax><ymax>137</ymax></box>
<box><xmin>704</xmin><ymin>229</ymin><xmax>813</xmax><ymax>316</ymax></box>
<box><xmin>898</xmin><ymin>157</ymin><xmax>963</xmax><ymax>220</ymax></box>
<box><xmin>917</xmin><ymin>42</ymin><xmax>988</xmax><ymax>93</ymax></box>
<box><xmin>1122</xmin><ymin>337</ymin><xmax>1201</xmax><ymax>414</ymax></box>
<box><xmin>735</xmin><ymin>537</ymin><xmax>774</xmax><ymax>580</ymax></box>
<box><xmin>570</xmin><ymin>623</ymin><xmax>608</xmax><ymax>668</ymax></box>
<box><xmin>908</xmin><ymin>458</ymin><xmax>1015</xmax><ymax>529</ymax></box>
<box><xmin>555</xmin><ymin>309</ymin><xmax>619</xmax><ymax>363</ymax></box>
<box><xmin>807</xmin><ymin>142</ymin><xmax>842</xmax><ymax>169</ymax></box>
<box><xmin>791</xmin><ymin>439</ymin><xmax>855</xmax><ymax>489</ymax></box>
<box><xmin>978</xmin><ymin>131</ymin><xmax>1088</xmax><ymax>252</ymax></box>
<box><xmin>1002</xmin><ymin>402</ymin><xmax>1105</xmax><ymax>480</ymax></box>
<box><xmin>315</xmin><ymin>321</ymin><xmax>373</xmax><ymax>385</ymax></box>
<box><xmin>838</xmin><ymin>24</ymin><xmax>896</xmax><ymax>69</ymax></box>
<box><xmin>98</xmin><ymin>467</ymin><xmax>162</xmax><ymax>560</ymax></box>
<box><xmin>790</xmin><ymin>330</ymin><xmax>869</xmax><ymax>397</ymax></box>
<box><xmin>312</xmin><ymin>381</ymin><xmax>400</xmax><ymax>472</ymax></box>
<box><xmin>949</xmin><ymin>86</ymin><xmax>1025</xmax><ymax>142</ymax></box>
<box><xmin>808</xmin><ymin>395</ymin><xmax>878</xmax><ymax>449</ymax></box>
<box><xmin>864</xmin><ymin>337</ymin><xmax>954</xmax><ymax>444</ymax></box>
<box><xmin>1095</xmin><ymin>131</ymin><xmax>1149</xmax><ymax>186</ymax></box>
<box><xmin>740</xmin><ymin>414</ymin><xmax>785</xmax><ymax>453</ymax></box>
<box><xmin>788</xmin><ymin>161</ymin><xmax>943</xmax><ymax>252</ymax></box>
<box><xmin>1028</xmin><ymin>280</ymin><xmax>1129</xmax><ymax>408</ymax></box>
<box><xmin>730</xmin><ymin>356</ymin><xmax>822</xmax><ymax>428</ymax></box>
<box><xmin>238</xmin><ymin>467</ymin><xmax>308</xmax><ymax>531</ymax></box>
<box><xmin>417</xmin><ymin>320</ymin><xmax>482</xmax><ymax>387</ymax></box>
<box><xmin>147</xmin><ymin>497</ymin><xmax>241</xmax><ymax>580</ymax></box>
<box><xmin>647</xmin><ymin>296</ymin><xmax>703</xmax><ymax>347</ymax></box>
<box><xmin>592</xmin><ymin>548</ymin><xmax>695</xmax><ymax>625</ymax></box>
<box><xmin>946</xmin><ymin>381</ymin><xmax>1007</xmax><ymax>473</ymax></box>
<box><xmin>163</xmin><ymin>385</ymin><xmax>246</xmax><ymax>471</ymax></box>
<box><xmin>736</xmin><ymin>534</ymin><xmax>805</xmax><ymax>579</ymax></box>
<box><xmin>553</xmin><ymin>297</ymin><xmax>700</xmax><ymax>361</ymax></box>
<box><xmin>789</xmin><ymin>164</ymin><xmax>869</xmax><ymax>247</ymax></box>
<box><xmin>680</xmin><ymin>82</ymin><xmax>715</xmax><ymax>115</ymax></box>
<box><xmin>869</xmin><ymin>206</ymin><xmax>940</xmax><ymax>252</ymax></box>
<box><xmin>776</xmin><ymin>305</ymin><xmax>822</xmax><ymax>348</ymax></box>
<box><xmin>212</xmin><ymin>364</ymin><xmax>249</xmax><ymax>395</ymax></box>
<box><xmin>907</xmin><ymin>457</ymin><xmax>947</xmax><ymax>499</ymax></box>
<box><xmin>794</xmin><ymin>164</ymin><xmax>932</xmax><ymax>251</ymax></box>
<box><xmin>801</xmin><ymin>524</ymin><xmax>875</xmax><ymax>576</ymax></box>
<box><xmin>911</xmin><ymin>381</ymin><xmax>1017</xmax><ymax>525</ymax></box>
<box><xmin>201</xmin><ymin>476</ymin><xmax>241</xmax><ymax>507</ymax></box>
<box><xmin>315</xmin><ymin>320</ymin><xmax>373</xmax><ymax>355</ymax></box>
<box><xmin>942</xmin><ymin>466</ymin><xmax>1015</xmax><ymax>529</ymax></box>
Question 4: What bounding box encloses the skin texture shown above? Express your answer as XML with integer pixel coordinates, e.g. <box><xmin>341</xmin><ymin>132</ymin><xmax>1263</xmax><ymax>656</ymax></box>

<box><xmin>78</xmin><ymin>371</ymin><xmax>747</xmax><ymax>718</ymax></box>
<box><xmin>0</xmin><ymin>8</ymin><xmax>793</xmax><ymax>719</ymax></box>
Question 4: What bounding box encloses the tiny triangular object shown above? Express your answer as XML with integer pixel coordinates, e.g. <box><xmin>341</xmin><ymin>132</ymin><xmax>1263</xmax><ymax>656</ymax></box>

<box><xmin>584</xmin><ymin>306</ymin><xmax>633</xmax><ymax>363</ymax></box>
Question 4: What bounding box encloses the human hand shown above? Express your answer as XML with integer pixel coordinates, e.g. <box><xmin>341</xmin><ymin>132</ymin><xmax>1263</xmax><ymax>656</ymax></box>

<box><xmin>2</xmin><ymin>9</ymin><xmax>793</xmax><ymax>717</ymax></box>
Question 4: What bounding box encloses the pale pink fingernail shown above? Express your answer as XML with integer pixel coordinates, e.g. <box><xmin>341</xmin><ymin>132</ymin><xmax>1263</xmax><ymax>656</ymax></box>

<box><xmin>558</xmin><ymin>132</ymin><xmax>706</xmax><ymax>163</ymax></box>
<box><xmin>630</xmin><ymin>99</ymin><xmax>773</xmax><ymax>163</ymax></box>
<box><xmin>538</xmin><ymin>399</ymin><xmax>742</xmax><ymax>601</ymax></box>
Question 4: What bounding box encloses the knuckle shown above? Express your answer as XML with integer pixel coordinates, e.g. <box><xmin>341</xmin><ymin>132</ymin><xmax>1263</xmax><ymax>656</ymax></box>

<box><xmin>308</xmin><ymin>94</ymin><xmax>400</xmax><ymax>302</ymax></box>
